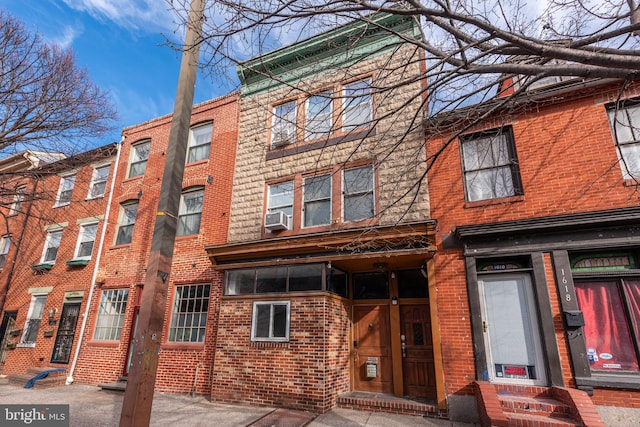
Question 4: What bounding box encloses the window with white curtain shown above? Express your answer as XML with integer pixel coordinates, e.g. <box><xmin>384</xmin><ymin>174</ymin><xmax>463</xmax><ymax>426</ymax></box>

<box><xmin>177</xmin><ymin>188</ymin><xmax>204</xmax><ymax>236</ymax></box>
<box><xmin>74</xmin><ymin>223</ymin><xmax>98</xmax><ymax>259</ymax></box>
<box><xmin>55</xmin><ymin>174</ymin><xmax>76</xmax><ymax>206</ymax></box>
<box><xmin>41</xmin><ymin>230</ymin><xmax>62</xmax><ymax>264</ymax></box>
<box><xmin>128</xmin><ymin>140</ymin><xmax>150</xmax><ymax>178</ymax></box>
<box><xmin>607</xmin><ymin>100</ymin><xmax>640</xmax><ymax>180</ymax></box>
<box><xmin>187</xmin><ymin>122</ymin><xmax>212</xmax><ymax>163</ymax></box>
<box><xmin>88</xmin><ymin>164</ymin><xmax>110</xmax><ymax>198</ymax></box>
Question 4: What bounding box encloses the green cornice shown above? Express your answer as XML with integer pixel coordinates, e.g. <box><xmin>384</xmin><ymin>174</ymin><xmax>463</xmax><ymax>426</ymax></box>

<box><xmin>237</xmin><ymin>13</ymin><xmax>420</xmax><ymax>98</ymax></box>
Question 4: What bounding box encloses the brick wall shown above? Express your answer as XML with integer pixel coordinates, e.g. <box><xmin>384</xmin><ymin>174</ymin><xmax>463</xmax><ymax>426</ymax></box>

<box><xmin>0</xmin><ymin>151</ymin><xmax>114</xmax><ymax>375</ymax></box>
<box><xmin>73</xmin><ymin>93</ymin><xmax>239</xmax><ymax>394</ymax></box>
<box><xmin>426</xmin><ymin>83</ymin><xmax>640</xmax><ymax>404</ymax></box>
<box><xmin>211</xmin><ymin>294</ymin><xmax>350</xmax><ymax>412</ymax></box>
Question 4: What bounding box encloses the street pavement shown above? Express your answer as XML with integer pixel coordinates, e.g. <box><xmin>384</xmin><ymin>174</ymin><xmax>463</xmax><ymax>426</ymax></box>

<box><xmin>0</xmin><ymin>382</ymin><xmax>478</xmax><ymax>427</ymax></box>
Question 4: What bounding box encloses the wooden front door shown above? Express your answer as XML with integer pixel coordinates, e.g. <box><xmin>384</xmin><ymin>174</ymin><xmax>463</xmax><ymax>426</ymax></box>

<box><xmin>400</xmin><ymin>304</ymin><xmax>436</xmax><ymax>398</ymax></box>
<box><xmin>353</xmin><ymin>305</ymin><xmax>393</xmax><ymax>393</ymax></box>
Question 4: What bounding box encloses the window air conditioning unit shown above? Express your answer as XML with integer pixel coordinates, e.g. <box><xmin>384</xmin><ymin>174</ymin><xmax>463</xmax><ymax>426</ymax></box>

<box><xmin>272</xmin><ymin>128</ymin><xmax>294</xmax><ymax>147</ymax></box>
<box><xmin>265</xmin><ymin>211</ymin><xmax>290</xmax><ymax>231</ymax></box>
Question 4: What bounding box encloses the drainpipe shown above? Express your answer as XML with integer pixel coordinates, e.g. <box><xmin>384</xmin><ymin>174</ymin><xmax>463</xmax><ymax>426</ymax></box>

<box><xmin>66</xmin><ymin>136</ymin><xmax>123</xmax><ymax>385</ymax></box>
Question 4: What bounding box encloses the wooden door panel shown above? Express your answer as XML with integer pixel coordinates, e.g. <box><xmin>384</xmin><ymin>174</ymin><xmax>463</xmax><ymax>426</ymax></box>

<box><xmin>353</xmin><ymin>305</ymin><xmax>392</xmax><ymax>393</ymax></box>
<box><xmin>400</xmin><ymin>304</ymin><xmax>436</xmax><ymax>398</ymax></box>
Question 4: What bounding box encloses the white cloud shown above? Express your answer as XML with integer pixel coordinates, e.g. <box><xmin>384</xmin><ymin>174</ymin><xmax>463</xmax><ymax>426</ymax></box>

<box><xmin>62</xmin><ymin>0</ymin><xmax>178</xmax><ymax>33</ymax></box>
<box><xmin>48</xmin><ymin>25</ymin><xmax>81</xmax><ymax>49</ymax></box>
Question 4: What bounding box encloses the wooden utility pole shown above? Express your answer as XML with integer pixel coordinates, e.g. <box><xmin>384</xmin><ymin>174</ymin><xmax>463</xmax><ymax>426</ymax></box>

<box><xmin>119</xmin><ymin>1</ymin><xmax>205</xmax><ymax>425</ymax></box>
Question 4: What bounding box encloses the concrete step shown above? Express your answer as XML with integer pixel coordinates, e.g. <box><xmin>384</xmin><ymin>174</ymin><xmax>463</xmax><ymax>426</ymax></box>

<box><xmin>8</xmin><ymin>373</ymin><xmax>66</xmax><ymax>389</ymax></box>
<box><xmin>98</xmin><ymin>381</ymin><xmax>127</xmax><ymax>392</ymax></box>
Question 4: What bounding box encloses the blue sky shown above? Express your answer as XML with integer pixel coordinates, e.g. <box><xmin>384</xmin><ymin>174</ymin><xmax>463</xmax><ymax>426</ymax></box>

<box><xmin>0</xmin><ymin>0</ymin><xmax>235</xmax><ymax>146</ymax></box>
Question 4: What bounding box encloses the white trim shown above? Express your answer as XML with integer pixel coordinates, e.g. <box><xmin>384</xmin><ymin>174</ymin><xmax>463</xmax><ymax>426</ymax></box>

<box><xmin>44</xmin><ymin>222</ymin><xmax>68</xmax><ymax>231</ymax></box>
<box><xmin>250</xmin><ymin>300</ymin><xmax>291</xmax><ymax>342</ymax></box>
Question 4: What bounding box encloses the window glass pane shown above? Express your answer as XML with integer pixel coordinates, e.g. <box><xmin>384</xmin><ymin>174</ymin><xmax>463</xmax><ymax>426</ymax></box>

<box><xmin>129</xmin><ymin>141</ymin><xmax>150</xmax><ymax>177</ymax></box>
<box><xmin>397</xmin><ymin>269</ymin><xmax>428</xmax><ymax>298</ymax></box>
<box><xmin>93</xmin><ymin>289</ymin><xmax>128</xmax><ymax>341</ymax></box>
<box><xmin>353</xmin><ymin>272</ymin><xmax>389</xmax><ymax>299</ymax></box>
<box><xmin>306</xmin><ymin>91</ymin><xmax>332</xmax><ymax>139</ymax></box>
<box><xmin>268</xmin><ymin>181</ymin><xmax>294</xmax><ymax>214</ymax></box>
<box><xmin>178</xmin><ymin>190</ymin><xmax>203</xmax><ymax>236</ymax></box>
<box><xmin>272</xmin><ymin>304</ymin><xmax>287</xmax><ymax>337</ymax></box>
<box><xmin>57</xmin><ymin>175</ymin><xmax>76</xmax><ymax>205</ymax></box>
<box><xmin>344</xmin><ymin>166</ymin><xmax>373</xmax><ymax>194</ymax></box>
<box><xmin>255</xmin><ymin>305</ymin><xmax>271</xmax><ymax>337</ymax></box>
<box><xmin>304</xmin><ymin>175</ymin><xmax>331</xmax><ymax>227</ymax></box>
<box><xmin>226</xmin><ymin>269</ymin><xmax>255</xmax><ymax>295</ymax></box>
<box><xmin>272</xmin><ymin>101</ymin><xmax>297</xmax><ymax>146</ymax></box>
<box><xmin>44</xmin><ymin>231</ymin><xmax>62</xmax><ymax>263</ymax></box>
<box><xmin>169</xmin><ymin>284</ymin><xmax>209</xmax><ymax>342</ymax></box>
<box><xmin>89</xmin><ymin>165</ymin><xmax>110</xmax><ymax>198</ymax></box>
<box><xmin>465</xmin><ymin>166</ymin><xmax>515</xmax><ymax>202</ymax></box>
<box><xmin>618</xmin><ymin>144</ymin><xmax>640</xmax><ymax>179</ymax></box>
<box><xmin>344</xmin><ymin>194</ymin><xmax>374</xmax><ymax>222</ymax></box>
<box><xmin>256</xmin><ymin>267</ymin><xmax>287</xmax><ymax>293</ymax></box>
<box><xmin>188</xmin><ymin>124</ymin><xmax>212</xmax><ymax>163</ymax></box>
<box><xmin>116</xmin><ymin>203</ymin><xmax>138</xmax><ymax>245</ymax></box>
<box><xmin>343</xmin><ymin>79</ymin><xmax>372</xmax><ymax>130</ymax></box>
<box><xmin>623</xmin><ymin>280</ymin><xmax>640</xmax><ymax>346</ymax></box>
<box><xmin>289</xmin><ymin>264</ymin><xmax>323</xmax><ymax>292</ymax></box>
<box><xmin>575</xmin><ymin>281</ymin><xmax>639</xmax><ymax>372</ymax></box>
<box><xmin>327</xmin><ymin>267</ymin><xmax>348</xmax><ymax>297</ymax></box>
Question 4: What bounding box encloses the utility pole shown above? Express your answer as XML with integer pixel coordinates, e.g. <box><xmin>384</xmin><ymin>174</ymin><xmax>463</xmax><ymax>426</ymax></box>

<box><xmin>119</xmin><ymin>0</ymin><xmax>205</xmax><ymax>425</ymax></box>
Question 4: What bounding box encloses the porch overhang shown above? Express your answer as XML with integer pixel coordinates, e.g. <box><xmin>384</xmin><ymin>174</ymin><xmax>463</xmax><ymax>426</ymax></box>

<box><xmin>205</xmin><ymin>221</ymin><xmax>437</xmax><ymax>271</ymax></box>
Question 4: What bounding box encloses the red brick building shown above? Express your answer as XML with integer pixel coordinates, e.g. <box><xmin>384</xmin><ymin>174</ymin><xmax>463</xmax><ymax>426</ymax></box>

<box><xmin>0</xmin><ymin>145</ymin><xmax>117</xmax><ymax>377</ymax></box>
<box><xmin>426</xmin><ymin>77</ymin><xmax>640</xmax><ymax>421</ymax></box>
<box><xmin>71</xmin><ymin>93</ymin><xmax>238</xmax><ymax>395</ymax></box>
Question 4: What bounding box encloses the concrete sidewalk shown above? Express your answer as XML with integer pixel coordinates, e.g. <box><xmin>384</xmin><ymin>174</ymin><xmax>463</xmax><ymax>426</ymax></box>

<box><xmin>0</xmin><ymin>383</ymin><xmax>477</xmax><ymax>427</ymax></box>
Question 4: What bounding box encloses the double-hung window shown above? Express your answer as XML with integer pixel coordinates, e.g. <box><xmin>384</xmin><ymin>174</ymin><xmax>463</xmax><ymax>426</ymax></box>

<box><xmin>306</xmin><ymin>91</ymin><xmax>333</xmax><ymax>139</ymax></box>
<box><xmin>187</xmin><ymin>123</ymin><xmax>212</xmax><ymax>163</ymax></box>
<box><xmin>271</xmin><ymin>101</ymin><xmax>297</xmax><ymax>147</ymax></box>
<box><xmin>177</xmin><ymin>188</ymin><xmax>204</xmax><ymax>236</ymax></box>
<box><xmin>343</xmin><ymin>165</ymin><xmax>374</xmax><ymax>222</ymax></box>
<box><xmin>607</xmin><ymin>100</ymin><xmax>640</xmax><ymax>180</ymax></box>
<box><xmin>20</xmin><ymin>294</ymin><xmax>47</xmax><ymax>345</ymax></box>
<box><xmin>343</xmin><ymin>78</ymin><xmax>373</xmax><ymax>130</ymax></box>
<box><xmin>74</xmin><ymin>223</ymin><xmax>97</xmax><ymax>260</ymax></box>
<box><xmin>55</xmin><ymin>174</ymin><xmax>76</xmax><ymax>207</ymax></box>
<box><xmin>460</xmin><ymin>127</ymin><xmax>523</xmax><ymax>202</ymax></box>
<box><xmin>169</xmin><ymin>284</ymin><xmax>210</xmax><ymax>342</ymax></box>
<box><xmin>128</xmin><ymin>140</ymin><xmax>150</xmax><ymax>178</ymax></box>
<box><xmin>251</xmin><ymin>301</ymin><xmax>290</xmax><ymax>342</ymax></box>
<box><xmin>41</xmin><ymin>230</ymin><xmax>62</xmax><ymax>264</ymax></box>
<box><xmin>303</xmin><ymin>174</ymin><xmax>331</xmax><ymax>227</ymax></box>
<box><xmin>267</xmin><ymin>181</ymin><xmax>293</xmax><ymax>218</ymax></box>
<box><xmin>88</xmin><ymin>165</ymin><xmax>110</xmax><ymax>198</ymax></box>
<box><xmin>0</xmin><ymin>236</ymin><xmax>10</xmax><ymax>269</ymax></box>
<box><xmin>93</xmin><ymin>289</ymin><xmax>128</xmax><ymax>340</ymax></box>
<box><xmin>8</xmin><ymin>186</ymin><xmax>25</xmax><ymax>215</ymax></box>
<box><xmin>115</xmin><ymin>202</ymin><xmax>138</xmax><ymax>245</ymax></box>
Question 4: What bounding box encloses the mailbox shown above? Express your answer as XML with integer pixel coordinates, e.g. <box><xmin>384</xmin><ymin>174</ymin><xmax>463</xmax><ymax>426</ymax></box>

<box><xmin>564</xmin><ymin>310</ymin><xmax>585</xmax><ymax>328</ymax></box>
<box><xmin>365</xmin><ymin>357</ymin><xmax>378</xmax><ymax>379</ymax></box>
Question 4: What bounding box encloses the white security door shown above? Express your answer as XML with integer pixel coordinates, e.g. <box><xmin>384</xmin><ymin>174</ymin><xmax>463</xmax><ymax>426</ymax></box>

<box><xmin>479</xmin><ymin>273</ymin><xmax>547</xmax><ymax>386</ymax></box>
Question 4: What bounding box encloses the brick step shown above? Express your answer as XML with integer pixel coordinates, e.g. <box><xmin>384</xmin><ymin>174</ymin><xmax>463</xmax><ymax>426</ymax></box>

<box><xmin>336</xmin><ymin>392</ymin><xmax>443</xmax><ymax>418</ymax></box>
<box><xmin>25</xmin><ymin>367</ymin><xmax>67</xmax><ymax>377</ymax></box>
<box><xmin>499</xmin><ymin>394</ymin><xmax>573</xmax><ymax>418</ymax></box>
<box><xmin>494</xmin><ymin>384</ymin><xmax>553</xmax><ymax>399</ymax></box>
<box><xmin>507</xmin><ymin>412</ymin><xmax>581</xmax><ymax>427</ymax></box>
<box><xmin>7</xmin><ymin>374</ymin><xmax>66</xmax><ymax>389</ymax></box>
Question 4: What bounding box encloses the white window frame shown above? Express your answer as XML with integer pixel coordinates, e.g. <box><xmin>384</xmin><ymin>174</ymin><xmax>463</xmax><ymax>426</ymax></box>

<box><xmin>607</xmin><ymin>101</ymin><xmax>640</xmax><ymax>180</ymax></box>
<box><xmin>8</xmin><ymin>186</ymin><xmax>26</xmax><ymax>215</ymax></box>
<box><xmin>73</xmin><ymin>223</ymin><xmax>98</xmax><ymax>260</ymax></box>
<box><xmin>41</xmin><ymin>229</ymin><xmax>62</xmax><ymax>264</ymax></box>
<box><xmin>19</xmin><ymin>294</ymin><xmax>47</xmax><ymax>347</ymax></box>
<box><xmin>87</xmin><ymin>164</ymin><xmax>110</xmax><ymax>199</ymax></box>
<box><xmin>267</xmin><ymin>181</ymin><xmax>294</xmax><ymax>219</ymax></box>
<box><xmin>342</xmin><ymin>78</ymin><xmax>373</xmax><ymax>131</ymax></box>
<box><xmin>187</xmin><ymin>122</ymin><xmax>212</xmax><ymax>163</ymax></box>
<box><xmin>177</xmin><ymin>188</ymin><xmax>204</xmax><ymax>236</ymax></box>
<box><xmin>271</xmin><ymin>101</ymin><xmax>297</xmax><ymax>147</ymax></box>
<box><xmin>250</xmin><ymin>300</ymin><xmax>291</xmax><ymax>342</ymax></box>
<box><xmin>93</xmin><ymin>288</ymin><xmax>129</xmax><ymax>341</ymax></box>
<box><xmin>115</xmin><ymin>202</ymin><xmax>138</xmax><ymax>245</ymax></box>
<box><xmin>168</xmin><ymin>283</ymin><xmax>210</xmax><ymax>343</ymax></box>
<box><xmin>460</xmin><ymin>127</ymin><xmax>522</xmax><ymax>202</ymax></box>
<box><xmin>342</xmin><ymin>164</ymin><xmax>375</xmax><ymax>222</ymax></box>
<box><xmin>306</xmin><ymin>91</ymin><xmax>333</xmax><ymax>140</ymax></box>
<box><xmin>127</xmin><ymin>140</ymin><xmax>150</xmax><ymax>178</ymax></box>
<box><xmin>0</xmin><ymin>236</ymin><xmax>10</xmax><ymax>269</ymax></box>
<box><xmin>303</xmin><ymin>174</ymin><xmax>332</xmax><ymax>228</ymax></box>
<box><xmin>54</xmin><ymin>174</ymin><xmax>76</xmax><ymax>207</ymax></box>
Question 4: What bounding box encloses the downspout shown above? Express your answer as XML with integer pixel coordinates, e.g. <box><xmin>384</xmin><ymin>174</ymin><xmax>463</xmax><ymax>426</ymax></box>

<box><xmin>67</xmin><ymin>136</ymin><xmax>123</xmax><ymax>385</ymax></box>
